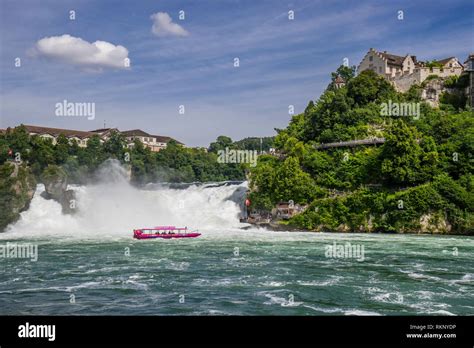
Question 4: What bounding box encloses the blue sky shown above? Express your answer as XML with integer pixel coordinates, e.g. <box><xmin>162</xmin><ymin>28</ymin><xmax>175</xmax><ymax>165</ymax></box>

<box><xmin>0</xmin><ymin>0</ymin><xmax>473</xmax><ymax>146</ymax></box>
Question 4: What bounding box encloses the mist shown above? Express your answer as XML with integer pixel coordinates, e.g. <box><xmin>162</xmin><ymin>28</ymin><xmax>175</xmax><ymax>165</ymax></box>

<box><xmin>3</xmin><ymin>160</ymin><xmax>247</xmax><ymax>240</ymax></box>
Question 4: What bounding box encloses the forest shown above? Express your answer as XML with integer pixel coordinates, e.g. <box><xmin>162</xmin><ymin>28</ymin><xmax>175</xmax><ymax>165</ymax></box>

<box><xmin>247</xmin><ymin>66</ymin><xmax>473</xmax><ymax>233</ymax></box>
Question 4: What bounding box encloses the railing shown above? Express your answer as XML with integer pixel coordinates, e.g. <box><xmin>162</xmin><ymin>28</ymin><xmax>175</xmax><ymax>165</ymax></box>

<box><xmin>314</xmin><ymin>137</ymin><xmax>385</xmax><ymax>150</ymax></box>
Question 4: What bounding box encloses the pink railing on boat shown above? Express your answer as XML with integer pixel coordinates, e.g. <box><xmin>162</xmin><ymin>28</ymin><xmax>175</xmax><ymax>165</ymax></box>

<box><xmin>139</xmin><ymin>226</ymin><xmax>188</xmax><ymax>231</ymax></box>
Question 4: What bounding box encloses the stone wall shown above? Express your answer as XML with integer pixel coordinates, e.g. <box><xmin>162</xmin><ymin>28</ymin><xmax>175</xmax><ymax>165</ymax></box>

<box><xmin>418</xmin><ymin>67</ymin><xmax>463</xmax><ymax>82</ymax></box>
<box><xmin>391</xmin><ymin>71</ymin><xmax>422</xmax><ymax>92</ymax></box>
<box><xmin>390</xmin><ymin>67</ymin><xmax>463</xmax><ymax>92</ymax></box>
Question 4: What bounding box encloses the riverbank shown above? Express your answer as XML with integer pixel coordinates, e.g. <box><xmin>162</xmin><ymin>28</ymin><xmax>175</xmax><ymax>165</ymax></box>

<box><xmin>246</xmin><ymin>68</ymin><xmax>473</xmax><ymax>236</ymax></box>
<box><xmin>242</xmin><ymin>219</ymin><xmax>461</xmax><ymax>235</ymax></box>
<box><xmin>241</xmin><ymin>191</ymin><xmax>474</xmax><ymax>235</ymax></box>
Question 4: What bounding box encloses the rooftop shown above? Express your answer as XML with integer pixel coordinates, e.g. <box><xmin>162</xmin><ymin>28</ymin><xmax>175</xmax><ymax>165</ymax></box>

<box><xmin>151</xmin><ymin>135</ymin><xmax>184</xmax><ymax>145</ymax></box>
<box><xmin>121</xmin><ymin>129</ymin><xmax>151</xmax><ymax>137</ymax></box>
<box><xmin>379</xmin><ymin>51</ymin><xmax>406</xmax><ymax>67</ymax></box>
<box><xmin>435</xmin><ymin>57</ymin><xmax>456</xmax><ymax>65</ymax></box>
<box><xmin>90</xmin><ymin>128</ymin><xmax>113</xmax><ymax>133</ymax></box>
<box><xmin>22</xmin><ymin>125</ymin><xmax>96</xmax><ymax>139</ymax></box>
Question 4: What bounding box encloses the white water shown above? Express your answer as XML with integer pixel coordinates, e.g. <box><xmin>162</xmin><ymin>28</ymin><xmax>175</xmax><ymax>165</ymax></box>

<box><xmin>2</xmin><ymin>160</ymin><xmax>247</xmax><ymax>240</ymax></box>
<box><xmin>2</xmin><ymin>161</ymin><xmax>473</xmax><ymax>316</ymax></box>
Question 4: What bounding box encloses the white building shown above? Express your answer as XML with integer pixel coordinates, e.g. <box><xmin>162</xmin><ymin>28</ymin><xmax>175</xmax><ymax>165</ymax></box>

<box><xmin>357</xmin><ymin>48</ymin><xmax>464</xmax><ymax>92</ymax></box>
<box><xmin>23</xmin><ymin>125</ymin><xmax>95</xmax><ymax>147</ymax></box>
<box><xmin>121</xmin><ymin>129</ymin><xmax>184</xmax><ymax>152</ymax></box>
<box><xmin>13</xmin><ymin>125</ymin><xmax>183</xmax><ymax>151</ymax></box>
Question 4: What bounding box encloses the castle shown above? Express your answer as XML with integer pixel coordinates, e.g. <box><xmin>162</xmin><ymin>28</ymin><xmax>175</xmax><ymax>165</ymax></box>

<box><xmin>357</xmin><ymin>48</ymin><xmax>464</xmax><ymax>92</ymax></box>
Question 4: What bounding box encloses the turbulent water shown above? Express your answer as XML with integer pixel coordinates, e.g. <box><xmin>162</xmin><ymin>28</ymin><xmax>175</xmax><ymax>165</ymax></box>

<box><xmin>0</xmin><ymin>163</ymin><xmax>473</xmax><ymax>315</ymax></box>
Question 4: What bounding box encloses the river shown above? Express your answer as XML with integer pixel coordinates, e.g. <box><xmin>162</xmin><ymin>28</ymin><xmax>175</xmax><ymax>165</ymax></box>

<box><xmin>0</xmin><ymin>164</ymin><xmax>472</xmax><ymax>315</ymax></box>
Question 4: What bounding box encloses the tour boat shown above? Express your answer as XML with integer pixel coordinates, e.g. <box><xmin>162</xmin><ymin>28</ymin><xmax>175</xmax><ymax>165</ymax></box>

<box><xmin>133</xmin><ymin>226</ymin><xmax>201</xmax><ymax>239</ymax></box>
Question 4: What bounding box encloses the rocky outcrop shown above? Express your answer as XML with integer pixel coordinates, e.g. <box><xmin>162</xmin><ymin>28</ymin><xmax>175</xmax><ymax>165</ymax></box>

<box><xmin>418</xmin><ymin>213</ymin><xmax>452</xmax><ymax>233</ymax></box>
<box><xmin>246</xmin><ymin>204</ymin><xmax>457</xmax><ymax>234</ymax></box>
<box><xmin>421</xmin><ymin>78</ymin><xmax>447</xmax><ymax>107</ymax></box>
<box><xmin>420</xmin><ymin>77</ymin><xmax>464</xmax><ymax>108</ymax></box>
<box><xmin>40</xmin><ymin>165</ymin><xmax>76</xmax><ymax>214</ymax></box>
<box><xmin>308</xmin><ymin>211</ymin><xmax>452</xmax><ymax>234</ymax></box>
<box><xmin>0</xmin><ymin>161</ymin><xmax>36</xmax><ymax>231</ymax></box>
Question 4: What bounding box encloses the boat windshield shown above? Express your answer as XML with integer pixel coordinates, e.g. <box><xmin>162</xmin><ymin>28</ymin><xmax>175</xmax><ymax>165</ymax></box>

<box><xmin>139</xmin><ymin>228</ymin><xmax>183</xmax><ymax>234</ymax></box>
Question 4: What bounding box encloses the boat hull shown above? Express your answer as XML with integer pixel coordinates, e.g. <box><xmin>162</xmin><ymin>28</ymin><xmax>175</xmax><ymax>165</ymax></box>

<box><xmin>134</xmin><ymin>232</ymin><xmax>201</xmax><ymax>240</ymax></box>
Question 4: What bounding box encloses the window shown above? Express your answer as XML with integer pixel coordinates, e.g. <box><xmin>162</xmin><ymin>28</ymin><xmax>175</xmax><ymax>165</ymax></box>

<box><xmin>369</xmin><ymin>56</ymin><xmax>373</xmax><ymax>62</ymax></box>
<box><xmin>379</xmin><ymin>67</ymin><xmax>382</xmax><ymax>73</ymax></box>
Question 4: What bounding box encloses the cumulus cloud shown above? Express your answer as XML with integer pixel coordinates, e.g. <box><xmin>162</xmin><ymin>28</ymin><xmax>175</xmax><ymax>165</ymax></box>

<box><xmin>33</xmin><ymin>34</ymin><xmax>130</xmax><ymax>70</ymax></box>
<box><xmin>151</xmin><ymin>12</ymin><xmax>189</xmax><ymax>37</ymax></box>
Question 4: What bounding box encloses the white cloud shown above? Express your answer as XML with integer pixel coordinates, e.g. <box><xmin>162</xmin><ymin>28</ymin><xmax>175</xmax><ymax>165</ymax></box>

<box><xmin>150</xmin><ymin>12</ymin><xmax>189</xmax><ymax>37</ymax></box>
<box><xmin>33</xmin><ymin>34</ymin><xmax>130</xmax><ymax>70</ymax></box>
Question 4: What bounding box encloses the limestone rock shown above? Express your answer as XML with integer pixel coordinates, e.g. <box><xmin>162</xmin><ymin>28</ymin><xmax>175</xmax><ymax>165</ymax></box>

<box><xmin>0</xmin><ymin>162</ymin><xmax>36</xmax><ymax>231</ymax></box>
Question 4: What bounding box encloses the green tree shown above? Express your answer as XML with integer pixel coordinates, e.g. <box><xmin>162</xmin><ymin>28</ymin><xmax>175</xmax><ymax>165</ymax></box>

<box><xmin>330</xmin><ymin>65</ymin><xmax>356</xmax><ymax>84</ymax></box>
<box><xmin>103</xmin><ymin>131</ymin><xmax>126</xmax><ymax>160</ymax></box>
<box><xmin>233</xmin><ymin>137</ymin><xmax>274</xmax><ymax>152</ymax></box>
<box><xmin>380</xmin><ymin>120</ymin><xmax>423</xmax><ymax>185</ymax></box>
<box><xmin>79</xmin><ymin>135</ymin><xmax>106</xmax><ymax>170</ymax></box>
<box><xmin>54</xmin><ymin>134</ymin><xmax>70</xmax><ymax>165</ymax></box>
<box><xmin>346</xmin><ymin>69</ymin><xmax>397</xmax><ymax>107</ymax></box>
<box><xmin>208</xmin><ymin>136</ymin><xmax>233</xmax><ymax>153</ymax></box>
<box><xmin>29</xmin><ymin>136</ymin><xmax>55</xmax><ymax>176</ymax></box>
<box><xmin>4</xmin><ymin>125</ymin><xmax>31</xmax><ymax>162</ymax></box>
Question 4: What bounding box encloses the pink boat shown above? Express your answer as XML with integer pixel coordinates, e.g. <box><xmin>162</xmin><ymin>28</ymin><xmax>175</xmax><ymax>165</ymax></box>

<box><xmin>133</xmin><ymin>226</ymin><xmax>201</xmax><ymax>239</ymax></box>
